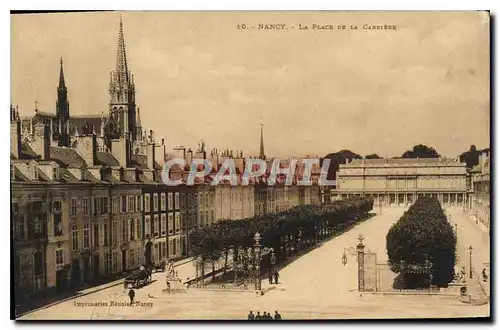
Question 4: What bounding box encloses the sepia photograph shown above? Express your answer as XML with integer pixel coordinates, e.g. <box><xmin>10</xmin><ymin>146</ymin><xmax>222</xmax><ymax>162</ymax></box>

<box><xmin>10</xmin><ymin>10</ymin><xmax>490</xmax><ymax>320</ymax></box>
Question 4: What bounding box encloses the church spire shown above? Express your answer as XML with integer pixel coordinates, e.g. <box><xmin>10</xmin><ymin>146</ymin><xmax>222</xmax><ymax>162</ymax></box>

<box><xmin>115</xmin><ymin>15</ymin><xmax>130</xmax><ymax>87</ymax></box>
<box><xmin>58</xmin><ymin>57</ymin><xmax>66</xmax><ymax>90</ymax></box>
<box><xmin>259</xmin><ymin>120</ymin><xmax>266</xmax><ymax>160</ymax></box>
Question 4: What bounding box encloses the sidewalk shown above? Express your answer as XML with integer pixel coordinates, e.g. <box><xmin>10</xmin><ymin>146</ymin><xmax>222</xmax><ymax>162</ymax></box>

<box><xmin>16</xmin><ymin>256</ymin><xmax>196</xmax><ymax>318</ymax></box>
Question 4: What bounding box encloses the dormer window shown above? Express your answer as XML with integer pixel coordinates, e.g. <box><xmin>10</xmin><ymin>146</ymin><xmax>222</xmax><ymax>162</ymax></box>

<box><xmin>32</xmin><ymin>164</ymin><xmax>38</xmax><ymax>181</ymax></box>
<box><xmin>52</xmin><ymin>166</ymin><xmax>59</xmax><ymax>180</ymax></box>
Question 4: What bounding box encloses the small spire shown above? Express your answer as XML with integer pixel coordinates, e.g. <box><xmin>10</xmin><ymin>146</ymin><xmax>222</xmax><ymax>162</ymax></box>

<box><xmin>136</xmin><ymin>107</ymin><xmax>141</xmax><ymax>127</ymax></box>
<box><xmin>259</xmin><ymin>118</ymin><xmax>265</xmax><ymax>160</ymax></box>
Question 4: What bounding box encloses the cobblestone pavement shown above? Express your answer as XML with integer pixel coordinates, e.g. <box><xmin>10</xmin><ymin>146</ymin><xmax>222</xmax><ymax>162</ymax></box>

<box><xmin>20</xmin><ymin>208</ymin><xmax>489</xmax><ymax>320</ymax></box>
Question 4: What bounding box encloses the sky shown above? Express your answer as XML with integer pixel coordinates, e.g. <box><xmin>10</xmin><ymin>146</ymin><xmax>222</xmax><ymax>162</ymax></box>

<box><xmin>11</xmin><ymin>11</ymin><xmax>490</xmax><ymax>158</ymax></box>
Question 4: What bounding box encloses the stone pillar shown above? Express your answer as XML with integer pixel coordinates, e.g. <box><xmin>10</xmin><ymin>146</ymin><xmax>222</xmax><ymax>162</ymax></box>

<box><xmin>357</xmin><ymin>234</ymin><xmax>365</xmax><ymax>293</ymax></box>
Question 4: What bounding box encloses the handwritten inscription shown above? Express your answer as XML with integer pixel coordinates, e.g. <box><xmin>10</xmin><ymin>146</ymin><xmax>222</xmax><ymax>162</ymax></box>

<box><xmin>236</xmin><ymin>24</ymin><xmax>397</xmax><ymax>31</ymax></box>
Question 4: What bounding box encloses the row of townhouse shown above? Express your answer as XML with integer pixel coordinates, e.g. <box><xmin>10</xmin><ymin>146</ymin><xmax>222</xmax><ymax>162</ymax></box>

<box><xmin>11</xmin><ymin>112</ymin><xmax>321</xmax><ymax>301</ymax></box>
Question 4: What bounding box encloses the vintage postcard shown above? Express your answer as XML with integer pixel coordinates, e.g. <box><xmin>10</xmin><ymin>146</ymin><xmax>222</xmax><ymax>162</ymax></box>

<box><xmin>10</xmin><ymin>11</ymin><xmax>490</xmax><ymax>320</ymax></box>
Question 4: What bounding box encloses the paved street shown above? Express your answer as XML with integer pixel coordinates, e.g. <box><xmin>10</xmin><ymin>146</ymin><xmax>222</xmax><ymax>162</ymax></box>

<box><xmin>20</xmin><ymin>207</ymin><xmax>489</xmax><ymax>320</ymax></box>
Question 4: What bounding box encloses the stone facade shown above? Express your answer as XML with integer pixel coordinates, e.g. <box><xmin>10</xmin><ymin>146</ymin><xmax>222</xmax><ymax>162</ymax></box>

<box><xmin>332</xmin><ymin>157</ymin><xmax>468</xmax><ymax>207</ymax></box>
<box><xmin>470</xmin><ymin>152</ymin><xmax>490</xmax><ymax>229</ymax></box>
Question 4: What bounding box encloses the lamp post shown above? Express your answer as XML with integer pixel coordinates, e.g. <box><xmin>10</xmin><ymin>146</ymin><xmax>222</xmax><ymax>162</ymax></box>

<box><xmin>254</xmin><ymin>232</ymin><xmax>262</xmax><ymax>291</ymax></box>
<box><xmin>469</xmin><ymin>246</ymin><xmax>473</xmax><ymax>279</ymax></box>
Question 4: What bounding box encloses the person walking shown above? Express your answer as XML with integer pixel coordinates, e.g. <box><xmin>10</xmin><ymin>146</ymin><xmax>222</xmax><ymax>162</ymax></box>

<box><xmin>273</xmin><ymin>270</ymin><xmax>280</xmax><ymax>284</ymax></box>
<box><xmin>247</xmin><ymin>311</ymin><xmax>255</xmax><ymax>320</ymax></box>
<box><xmin>268</xmin><ymin>271</ymin><xmax>273</xmax><ymax>285</ymax></box>
<box><xmin>128</xmin><ymin>288</ymin><xmax>135</xmax><ymax>306</ymax></box>
<box><xmin>255</xmin><ymin>311</ymin><xmax>262</xmax><ymax>320</ymax></box>
<box><xmin>274</xmin><ymin>310</ymin><xmax>282</xmax><ymax>320</ymax></box>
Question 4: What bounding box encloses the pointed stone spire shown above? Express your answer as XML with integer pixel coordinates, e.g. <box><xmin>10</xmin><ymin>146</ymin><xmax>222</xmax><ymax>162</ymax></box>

<box><xmin>259</xmin><ymin>119</ymin><xmax>266</xmax><ymax>160</ymax></box>
<box><xmin>115</xmin><ymin>15</ymin><xmax>129</xmax><ymax>88</ymax></box>
<box><xmin>136</xmin><ymin>107</ymin><xmax>141</xmax><ymax>126</ymax></box>
<box><xmin>58</xmin><ymin>57</ymin><xmax>66</xmax><ymax>90</ymax></box>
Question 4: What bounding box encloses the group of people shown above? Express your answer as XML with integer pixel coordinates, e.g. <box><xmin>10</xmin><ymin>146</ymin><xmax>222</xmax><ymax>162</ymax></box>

<box><xmin>268</xmin><ymin>269</ymin><xmax>280</xmax><ymax>285</ymax></box>
<box><xmin>248</xmin><ymin>310</ymin><xmax>282</xmax><ymax>320</ymax></box>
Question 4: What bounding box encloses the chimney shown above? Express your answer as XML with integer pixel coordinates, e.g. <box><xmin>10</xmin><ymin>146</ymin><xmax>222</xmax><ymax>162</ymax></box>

<box><xmin>186</xmin><ymin>149</ymin><xmax>193</xmax><ymax>167</ymax></box>
<box><xmin>154</xmin><ymin>143</ymin><xmax>166</xmax><ymax>167</ymax></box>
<box><xmin>10</xmin><ymin>112</ymin><xmax>21</xmax><ymax>159</ymax></box>
<box><xmin>32</xmin><ymin>122</ymin><xmax>50</xmax><ymax>160</ymax></box>
<box><xmin>173</xmin><ymin>146</ymin><xmax>186</xmax><ymax>160</ymax></box>
<box><xmin>111</xmin><ymin>138</ymin><xmax>131</xmax><ymax>168</ymax></box>
<box><xmin>146</xmin><ymin>142</ymin><xmax>155</xmax><ymax>170</ymax></box>
<box><xmin>74</xmin><ymin>134</ymin><xmax>98</xmax><ymax>166</ymax></box>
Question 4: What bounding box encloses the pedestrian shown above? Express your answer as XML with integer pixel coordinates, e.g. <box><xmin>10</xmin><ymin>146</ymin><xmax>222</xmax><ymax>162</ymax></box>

<box><xmin>268</xmin><ymin>272</ymin><xmax>273</xmax><ymax>285</ymax></box>
<box><xmin>482</xmin><ymin>268</ymin><xmax>488</xmax><ymax>282</ymax></box>
<box><xmin>274</xmin><ymin>270</ymin><xmax>280</xmax><ymax>284</ymax></box>
<box><xmin>255</xmin><ymin>311</ymin><xmax>262</xmax><ymax>320</ymax></box>
<box><xmin>262</xmin><ymin>311</ymin><xmax>269</xmax><ymax>320</ymax></box>
<box><xmin>274</xmin><ymin>310</ymin><xmax>282</xmax><ymax>320</ymax></box>
<box><xmin>247</xmin><ymin>310</ymin><xmax>255</xmax><ymax>320</ymax></box>
<box><xmin>128</xmin><ymin>288</ymin><xmax>135</xmax><ymax>305</ymax></box>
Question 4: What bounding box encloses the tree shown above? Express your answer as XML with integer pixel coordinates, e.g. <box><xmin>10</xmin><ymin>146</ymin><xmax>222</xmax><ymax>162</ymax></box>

<box><xmin>365</xmin><ymin>154</ymin><xmax>383</xmax><ymax>159</ymax></box>
<box><xmin>401</xmin><ymin>144</ymin><xmax>440</xmax><ymax>158</ymax></box>
<box><xmin>386</xmin><ymin>197</ymin><xmax>456</xmax><ymax>289</ymax></box>
<box><xmin>321</xmin><ymin>150</ymin><xmax>362</xmax><ymax>181</ymax></box>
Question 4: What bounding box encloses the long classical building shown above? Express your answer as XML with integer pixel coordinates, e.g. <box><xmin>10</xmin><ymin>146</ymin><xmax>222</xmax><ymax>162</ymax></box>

<box><xmin>331</xmin><ymin>157</ymin><xmax>468</xmax><ymax>207</ymax></box>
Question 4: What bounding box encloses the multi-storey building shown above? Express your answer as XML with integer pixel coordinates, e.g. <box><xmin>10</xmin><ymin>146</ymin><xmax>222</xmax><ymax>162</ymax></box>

<box><xmin>470</xmin><ymin>152</ymin><xmax>490</xmax><ymax>229</ymax></box>
<box><xmin>333</xmin><ymin>157</ymin><xmax>468</xmax><ymax>207</ymax></box>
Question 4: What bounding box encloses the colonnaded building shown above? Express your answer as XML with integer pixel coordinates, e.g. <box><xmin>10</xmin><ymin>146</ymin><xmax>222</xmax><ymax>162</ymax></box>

<box><xmin>330</xmin><ymin>157</ymin><xmax>468</xmax><ymax>207</ymax></box>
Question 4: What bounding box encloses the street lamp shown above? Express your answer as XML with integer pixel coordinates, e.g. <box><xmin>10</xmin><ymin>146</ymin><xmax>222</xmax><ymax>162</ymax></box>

<box><xmin>254</xmin><ymin>232</ymin><xmax>262</xmax><ymax>291</ymax></box>
<box><xmin>469</xmin><ymin>246</ymin><xmax>473</xmax><ymax>279</ymax></box>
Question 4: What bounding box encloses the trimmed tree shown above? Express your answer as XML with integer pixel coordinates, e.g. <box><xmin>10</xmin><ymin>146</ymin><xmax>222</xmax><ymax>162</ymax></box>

<box><xmin>386</xmin><ymin>197</ymin><xmax>456</xmax><ymax>288</ymax></box>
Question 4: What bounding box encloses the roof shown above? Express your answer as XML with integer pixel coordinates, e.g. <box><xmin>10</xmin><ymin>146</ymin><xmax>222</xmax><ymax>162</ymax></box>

<box><xmin>50</xmin><ymin>147</ymin><xmax>87</xmax><ymax>168</ymax></box>
<box><xmin>69</xmin><ymin>116</ymin><xmax>103</xmax><ymax>136</ymax></box>
<box><xmin>96</xmin><ymin>152</ymin><xmax>120</xmax><ymax>167</ymax></box>
<box><xmin>20</xmin><ymin>142</ymin><xmax>39</xmax><ymax>160</ymax></box>
<box><xmin>343</xmin><ymin>157</ymin><xmax>463</xmax><ymax>167</ymax></box>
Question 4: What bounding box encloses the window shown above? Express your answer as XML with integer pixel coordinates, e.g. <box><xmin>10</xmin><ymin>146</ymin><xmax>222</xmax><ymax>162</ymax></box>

<box><xmin>175</xmin><ymin>192</ymin><xmax>180</xmax><ymax>209</ymax></box>
<box><xmin>32</xmin><ymin>164</ymin><xmax>38</xmax><ymax>181</ymax></box>
<box><xmin>145</xmin><ymin>215</ymin><xmax>151</xmax><ymax>237</ymax></box>
<box><xmin>71</xmin><ymin>225</ymin><xmax>78</xmax><ymax>250</ymax></box>
<box><xmin>112</xmin><ymin>221</ymin><xmax>118</xmax><ymax>245</ymax></box>
<box><xmin>128</xmin><ymin>196</ymin><xmax>134</xmax><ymax>213</ymax></box>
<box><xmin>135</xmin><ymin>196</ymin><xmax>141</xmax><ymax>212</ymax></box>
<box><xmin>55</xmin><ymin>249</ymin><xmax>64</xmax><ymax>266</ymax></box>
<box><xmin>83</xmin><ymin>198</ymin><xmax>89</xmax><ymax>215</ymax></box>
<box><xmin>93</xmin><ymin>224</ymin><xmax>99</xmax><ymax>247</ymax></box>
<box><xmin>162</xmin><ymin>242</ymin><xmax>166</xmax><ymax>260</ymax></box>
<box><xmin>169</xmin><ymin>240</ymin><xmax>173</xmax><ymax>257</ymax></box>
<box><xmin>153</xmin><ymin>215</ymin><xmax>159</xmax><ymax>236</ymax></box>
<box><xmin>112</xmin><ymin>252</ymin><xmax>118</xmax><ymax>272</ymax></box>
<box><xmin>70</xmin><ymin>198</ymin><xmax>77</xmax><ymax>217</ymax></box>
<box><xmin>129</xmin><ymin>219</ymin><xmax>135</xmax><ymax>241</ymax></box>
<box><xmin>112</xmin><ymin>197</ymin><xmax>118</xmax><ymax>214</ymax></box>
<box><xmin>83</xmin><ymin>224</ymin><xmax>90</xmax><ymax>249</ymax></box>
<box><xmin>136</xmin><ymin>219</ymin><xmax>141</xmax><ymax>240</ymax></box>
<box><xmin>211</xmin><ymin>210</ymin><xmax>215</xmax><ymax>223</ymax></box>
<box><xmin>144</xmin><ymin>194</ymin><xmax>150</xmax><ymax>212</ymax></box>
<box><xmin>161</xmin><ymin>193</ymin><xmax>166</xmax><ymax>211</ymax></box>
<box><xmin>52</xmin><ymin>167</ymin><xmax>59</xmax><ymax>180</ymax></box>
<box><xmin>129</xmin><ymin>249</ymin><xmax>135</xmax><ymax>268</ymax></box>
<box><xmin>173</xmin><ymin>238</ymin><xmax>177</xmax><ymax>255</ymax></box>
<box><xmin>136</xmin><ymin>247</ymin><xmax>141</xmax><ymax>266</ymax></box>
<box><xmin>14</xmin><ymin>203</ymin><xmax>24</xmax><ymax>240</ymax></box>
<box><xmin>121</xmin><ymin>196</ymin><xmax>127</xmax><ymax>213</ymax></box>
<box><xmin>168</xmin><ymin>213</ymin><xmax>173</xmax><ymax>235</ymax></box>
<box><xmin>175</xmin><ymin>212</ymin><xmax>180</xmax><ymax>233</ymax></box>
<box><xmin>53</xmin><ymin>201</ymin><xmax>63</xmax><ymax>236</ymax></box>
<box><xmin>103</xmin><ymin>223</ymin><xmax>109</xmax><ymax>246</ymax></box>
<box><xmin>92</xmin><ymin>197</ymin><xmax>98</xmax><ymax>215</ymax></box>
<box><xmin>153</xmin><ymin>193</ymin><xmax>159</xmax><ymax>211</ymax></box>
<box><xmin>106</xmin><ymin>253</ymin><xmax>111</xmax><ymax>274</ymax></box>
<box><xmin>122</xmin><ymin>220</ymin><xmax>126</xmax><ymax>243</ymax></box>
<box><xmin>168</xmin><ymin>193</ymin><xmax>173</xmax><ymax>210</ymax></box>
<box><xmin>161</xmin><ymin>214</ymin><xmax>167</xmax><ymax>236</ymax></box>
